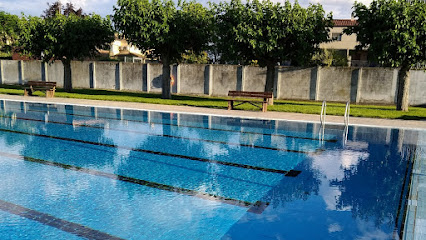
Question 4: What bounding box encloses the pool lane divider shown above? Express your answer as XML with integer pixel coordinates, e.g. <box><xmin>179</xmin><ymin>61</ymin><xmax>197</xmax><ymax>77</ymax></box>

<box><xmin>4</xmin><ymin>106</ymin><xmax>338</xmax><ymax>143</ymax></box>
<box><xmin>0</xmin><ymin>127</ymin><xmax>302</xmax><ymax>176</ymax></box>
<box><xmin>0</xmin><ymin>199</ymin><xmax>125</xmax><ymax>240</ymax></box>
<box><xmin>0</xmin><ymin>151</ymin><xmax>270</xmax><ymax>214</ymax></box>
<box><xmin>0</xmin><ymin>114</ymin><xmax>321</xmax><ymax>154</ymax></box>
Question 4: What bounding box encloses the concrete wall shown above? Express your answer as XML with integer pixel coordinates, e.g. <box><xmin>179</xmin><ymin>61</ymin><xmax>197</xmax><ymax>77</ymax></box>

<box><xmin>317</xmin><ymin>67</ymin><xmax>355</xmax><ymax>102</ymax></box>
<box><xmin>0</xmin><ymin>60</ymin><xmax>424</xmax><ymax>106</ymax></box>
<box><xmin>71</xmin><ymin>61</ymin><xmax>91</xmax><ymax>89</ymax></box>
<box><xmin>179</xmin><ymin>64</ymin><xmax>206</xmax><ymax>95</ymax></box>
<box><xmin>410</xmin><ymin>70</ymin><xmax>426</xmax><ymax>106</ymax></box>
<box><xmin>148</xmin><ymin>64</ymin><xmax>163</xmax><ymax>93</ymax></box>
<box><xmin>96</xmin><ymin>62</ymin><xmax>119</xmax><ymax>90</ymax></box>
<box><xmin>47</xmin><ymin>62</ymin><xmax>64</xmax><ymax>88</ymax></box>
<box><xmin>210</xmin><ymin>65</ymin><xmax>238</xmax><ymax>96</ymax></box>
<box><xmin>122</xmin><ymin>63</ymin><xmax>143</xmax><ymax>91</ymax></box>
<box><xmin>243</xmin><ymin>66</ymin><xmax>266</xmax><ymax>92</ymax></box>
<box><xmin>2</xmin><ymin>60</ymin><xmax>20</xmax><ymax>84</ymax></box>
<box><xmin>358</xmin><ymin>68</ymin><xmax>397</xmax><ymax>104</ymax></box>
<box><xmin>278</xmin><ymin>67</ymin><xmax>314</xmax><ymax>100</ymax></box>
<box><xmin>23</xmin><ymin>61</ymin><xmax>42</xmax><ymax>82</ymax></box>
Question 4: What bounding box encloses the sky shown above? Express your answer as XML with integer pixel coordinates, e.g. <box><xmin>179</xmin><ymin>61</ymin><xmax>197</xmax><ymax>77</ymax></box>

<box><xmin>0</xmin><ymin>0</ymin><xmax>373</xmax><ymax>19</ymax></box>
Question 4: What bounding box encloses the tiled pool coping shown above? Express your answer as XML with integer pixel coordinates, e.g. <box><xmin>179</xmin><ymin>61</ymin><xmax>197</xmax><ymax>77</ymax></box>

<box><xmin>1</xmin><ymin>94</ymin><xmax>426</xmax><ymax>240</ymax></box>
<box><xmin>404</xmin><ymin>145</ymin><xmax>426</xmax><ymax>240</ymax></box>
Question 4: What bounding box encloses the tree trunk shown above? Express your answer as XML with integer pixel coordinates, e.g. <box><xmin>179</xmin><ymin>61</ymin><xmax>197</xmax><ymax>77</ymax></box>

<box><xmin>396</xmin><ymin>63</ymin><xmax>411</xmax><ymax>111</ymax></box>
<box><xmin>264</xmin><ymin>63</ymin><xmax>275</xmax><ymax>105</ymax></box>
<box><xmin>161</xmin><ymin>56</ymin><xmax>171</xmax><ymax>99</ymax></box>
<box><xmin>264</xmin><ymin>63</ymin><xmax>275</xmax><ymax>93</ymax></box>
<box><xmin>63</xmin><ymin>59</ymin><xmax>72</xmax><ymax>92</ymax></box>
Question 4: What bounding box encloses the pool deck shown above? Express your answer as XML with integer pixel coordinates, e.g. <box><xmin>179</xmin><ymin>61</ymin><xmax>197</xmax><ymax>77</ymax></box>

<box><xmin>1</xmin><ymin>94</ymin><xmax>426</xmax><ymax>240</ymax></box>
<box><xmin>1</xmin><ymin>94</ymin><xmax>426</xmax><ymax>130</ymax></box>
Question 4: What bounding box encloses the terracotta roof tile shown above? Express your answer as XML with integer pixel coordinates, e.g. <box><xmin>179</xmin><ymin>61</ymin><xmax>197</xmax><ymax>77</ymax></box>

<box><xmin>333</xmin><ymin>19</ymin><xmax>358</xmax><ymax>27</ymax></box>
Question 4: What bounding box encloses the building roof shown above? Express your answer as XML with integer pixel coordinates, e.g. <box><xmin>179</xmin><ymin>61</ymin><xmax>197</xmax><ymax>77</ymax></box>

<box><xmin>333</xmin><ymin>19</ymin><xmax>358</xmax><ymax>27</ymax></box>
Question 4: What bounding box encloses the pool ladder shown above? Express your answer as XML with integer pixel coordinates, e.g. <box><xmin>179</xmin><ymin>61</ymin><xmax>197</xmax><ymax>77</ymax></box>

<box><xmin>343</xmin><ymin>101</ymin><xmax>350</xmax><ymax>145</ymax></box>
<box><xmin>319</xmin><ymin>101</ymin><xmax>326</xmax><ymax>144</ymax></box>
<box><xmin>319</xmin><ymin>101</ymin><xmax>351</xmax><ymax>144</ymax></box>
<box><xmin>320</xmin><ymin>101</ymin><xmax>326</xmax><ymax>126</ymax></box>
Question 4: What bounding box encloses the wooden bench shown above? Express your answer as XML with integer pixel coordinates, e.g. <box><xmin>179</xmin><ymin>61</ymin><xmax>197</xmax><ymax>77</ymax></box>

<box><xmin>228</xmin><ymin>91</ymin><xmax>273</xmax><ymax>112</ymax></box>
<box><xmin>23</xmin><ymin>81</ymin><xmax>57</xmax><ymax>98</ymax></box>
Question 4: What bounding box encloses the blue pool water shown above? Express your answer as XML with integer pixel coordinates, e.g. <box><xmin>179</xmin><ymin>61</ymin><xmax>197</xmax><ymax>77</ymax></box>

<box><xmin>0</xmin><ymin>100</ymin><xmax>424</xmax><ymax>239</ymax></box>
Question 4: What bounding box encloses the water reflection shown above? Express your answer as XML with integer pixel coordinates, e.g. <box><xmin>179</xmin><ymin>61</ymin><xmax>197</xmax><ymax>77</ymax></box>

<box><xmin>0</xmin><ymin>100</ymin><xmax>423</xmax><ymax>240</ymax></box>
<box><xmin>225</xmin><ymin>128</ymin><xmax>419</xmax><ymax>239</ymax></box>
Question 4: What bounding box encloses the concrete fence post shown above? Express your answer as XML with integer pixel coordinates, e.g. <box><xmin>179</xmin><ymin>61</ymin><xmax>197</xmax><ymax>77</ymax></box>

<box><xmin>18</xmin><ymin>60</ymin><xmax>24</xmax><ymax>85</ymax></box>
<box><xmin>0</xmin><ymin>60</ymin><xmax>3</xmax><ymax>84</ymax></box>
<box><xmin>89</xmin><ymin>62</ymin><xmax>96</xmax><ymax>89</ymax></box>
<box><xmin>309</xmin><ymin>66</ymin><xmax>321</xmax><ymax>100</ymax></box>
<box><xmin>355</xmin><ymin>68</ymin><xmax>363</xmax><ymax>103</ymax></box>
<box><xmin>204</xmin><ymin>64</ymin><xmax>213</xmax><ymax>96</ymax></box>
<box><xmin>275</xmin><ymin>66</ymin><xmax>281</xmax><ymax>99</ymax></box>
<box><xmin>173</xmin><ymin>64</ymin><xmax>180</xmax><ymax>94</ymax></box>
<box><xmin>236</xmin><ymin>65</ymin><xmax>244</xmax><ymax>91</ymax></box>
<box><xmin>392</xmin><ymin>69</ymin><xmax>399</xmax><ymax>104</ymax></box>
<box><xmin>350</xmin><ymin>68</ymin><xmax>362</xmax><ymax>103</ymax></box>
<box><xmin>116</xmin><ymin>62</ymin><xmax>122</xmax><ymax>90</ymax></box>
<box><xmin>146</xmin><ymin>63</ymin><xmax>151</xmax><ymax>93</ymax></box>
<box><xmin>273</xmin><ymin>66</ymin><xmax>279</xmax><ymax>98</ymax></box>
<box><xmin>41</xmin><ymin>62</ymin><xmax>48</xmax><ymax>82</ymax></box>
<box><xmin>142</xmin><ymin>64</ymin><xmax>148</xmax><ymax>92</ymax></box>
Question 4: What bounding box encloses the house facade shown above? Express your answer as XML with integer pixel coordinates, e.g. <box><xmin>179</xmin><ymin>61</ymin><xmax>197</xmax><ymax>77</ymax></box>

<box><xmin>320</xmin><ymin>19</ymin><xmax>369</xmax><ymax>67</ymax></box>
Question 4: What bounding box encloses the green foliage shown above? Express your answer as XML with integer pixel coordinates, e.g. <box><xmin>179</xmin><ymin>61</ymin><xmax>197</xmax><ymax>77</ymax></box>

<box><xmin>19</xmin><ymin>14</ymin><xmax>114</xmax><ymax>62</ymax></box>
<box><xmin>312</xmin><ymin>49</ymin><xmax>348</xmax><ymax>67</ymax></box>
<box><xmin>180</xmin><ymin>50</ymin><xmax>209</xmax><ymax>64</ymax></box>
<box><xmin>346</xmin><ymin>0</ymin><xmax>426</xmax><ymax>68</ymax></box>
<box><xmin>0</xmin><ymin>11</ymin><xmax>22</xmax><ymax>55</ymax></box>
<box><xmin>113</xmin><ymin>0</ymin><xmax>213</xmax><ymax>63</ymax></box>
<box><xmin>213</xmin><ymin>0</ymin><xmax>333</xmax><ymax>67</ymax></box>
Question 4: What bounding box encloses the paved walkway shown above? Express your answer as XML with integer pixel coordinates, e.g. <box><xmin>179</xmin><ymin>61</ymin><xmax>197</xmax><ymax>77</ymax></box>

<box><xmin>1</xmin><ymin>94</ymin><xmax>425</xmax><ymax>130</ymax></box>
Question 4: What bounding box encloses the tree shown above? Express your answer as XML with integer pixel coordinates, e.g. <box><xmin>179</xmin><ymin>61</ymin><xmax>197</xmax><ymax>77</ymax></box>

<box><xmin>180</xmin><ymin>51</ymin><xmax>209</xmax><ymax>64</ymax></box>
<box><xmin>114</xmin><ymin>0</ymin><xmax>213</xmax><ymax>99</ymax></box>
<box><xmin>0</xmin><ymin>12</ymin><xmax>21</xmax><ymax>58</ymax></box>
<box><xmin>346</xmin><ymin>0</ymin><xmax>426</xmax><ymax>111</ymax></box>
<box><xmin>19</xmin><ymin>10</ymin><xmax>114</xmax><ymax>92</ymax></box>
<box><xmin>213</xmin><ymin>0</ymin><xmax>332</xmax><ymax>93</ymax></box>
<box><xmin>43</xmin><ymin>1</ymin><xmax>84</xmax><ymax>18</ymax></box>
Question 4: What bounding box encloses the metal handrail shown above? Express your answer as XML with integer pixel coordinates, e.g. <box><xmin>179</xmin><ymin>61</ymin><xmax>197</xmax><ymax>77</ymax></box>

<box><xmin>343</xmin><ymin>101</ymin><xmax>350</xmax><ymax>146</ymax></box>
<box><xmin>344</xmin><ymin>101</ymin><xmax>350</xmax><ymax>127</ymax></box>
<box><xmin>320</xmin><ymin>101</ymin><xmax>326</xmax><ymax>126</ymax></box>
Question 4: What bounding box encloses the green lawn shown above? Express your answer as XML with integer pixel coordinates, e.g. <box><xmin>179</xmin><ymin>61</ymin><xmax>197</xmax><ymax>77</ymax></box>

<box><xmin>1</xmin><ymin>84</ymin><xmax>425</xmax><ymax>120</ymax></box>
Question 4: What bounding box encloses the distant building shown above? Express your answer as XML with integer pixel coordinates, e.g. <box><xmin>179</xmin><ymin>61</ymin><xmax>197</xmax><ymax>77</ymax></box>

<box><xmin>109</xmin><ymin>35</ymin><xmax>157</xmax><ymax>63</ymax></box>
<box><xmin>320</xmin><ymin>19</ymin><xmax>369</xmax><ymax>67</ymax></box>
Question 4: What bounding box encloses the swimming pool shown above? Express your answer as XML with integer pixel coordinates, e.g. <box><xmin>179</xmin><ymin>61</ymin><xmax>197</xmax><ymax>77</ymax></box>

<box><xmin>0</xmin><ymin>99</ymin><xmax>424</xmax><ymax>239</ymax></box>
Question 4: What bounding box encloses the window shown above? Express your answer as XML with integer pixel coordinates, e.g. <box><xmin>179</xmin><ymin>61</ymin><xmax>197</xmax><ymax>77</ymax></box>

<box><xmin>332</xmin><ymin>33</ymin><xmax>343</xmax><ymax>41</ymax></box>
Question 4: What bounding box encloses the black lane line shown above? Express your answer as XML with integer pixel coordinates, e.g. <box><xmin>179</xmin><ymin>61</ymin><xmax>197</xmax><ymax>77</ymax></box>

<box><xmin>42</xmin><ymin>140</ymin><xmax>276</xmax><ymax>188</ymax></box>
<box><xmin>4</xmin><ymin>105</ymin><xmax>337</xmax><ymax>142</ymax></box>
<box><xmin>0</xmin><ymin>127</ymin><xmax>298</xmax><ymax>175</ymax></box>
<box><xmin>0</xmin><ymin>114</ymin><xmax>320</xmax><ymax>154</ymax></box>
<box><xmin>0</xmin><ymin>151</ymin><xmax>269</xmax><ymax>213</ymax></box>
<box><xmin>0</xmin><ymin>199</ymin><xmax>124</xmax><ymax>240</ymax></box>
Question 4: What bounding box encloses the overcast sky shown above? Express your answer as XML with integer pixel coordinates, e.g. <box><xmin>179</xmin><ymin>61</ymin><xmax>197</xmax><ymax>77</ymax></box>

<box><xmin>0</xmin><ymin>0</ymin><xmax>373</xmax><ymax>19</ymax></box>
